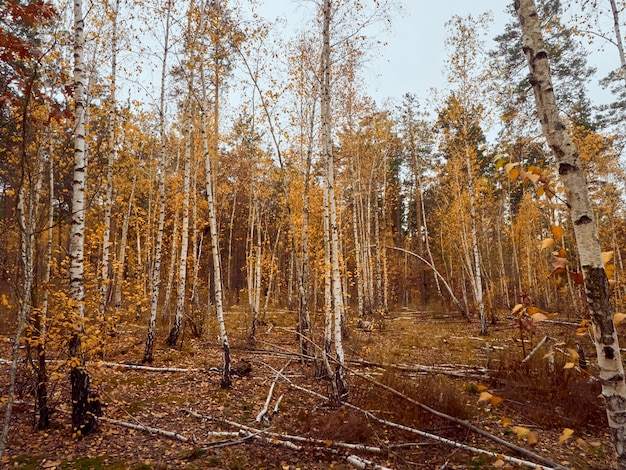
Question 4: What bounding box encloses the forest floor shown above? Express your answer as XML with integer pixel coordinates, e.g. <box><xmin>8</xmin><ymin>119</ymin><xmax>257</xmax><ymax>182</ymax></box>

<box><xmin>0</xmin><ymin>306</ymin><xmax>618</xmax><ymax>469</ymax></box>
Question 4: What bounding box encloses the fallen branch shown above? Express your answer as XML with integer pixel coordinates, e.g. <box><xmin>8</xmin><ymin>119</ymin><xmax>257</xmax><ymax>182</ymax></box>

<box><xmin>256</xmin><ymin>360</ymin><xmax>290</xmax><ymax>424</ymax></box>
<box><xmin>260</xmin><ymin>363</ymin><xmax>565</xmax><ymax>470</ymax></box>
<box><xmin>346</xmin><ymin>455</ymin><xmax>392</xmax><ymax>470</ymax></box>
<box><xmin>98</xmin><ymin>416</ymin><xmax>190</xmax><ymax>442</ymax></box>
<box><xmin>184</xmin><ymin>409</ymin><xmax>384</xmax><ymax>454</ymax></box>
<box><xmin>522</xmin><ymin>336</ymin><xmax>550</xmax><ymax>364</ymax></box>
<box><xmin>101</xmin><ymin>362</ymin><xmax>205</xmax><ymax>373</ymax></box>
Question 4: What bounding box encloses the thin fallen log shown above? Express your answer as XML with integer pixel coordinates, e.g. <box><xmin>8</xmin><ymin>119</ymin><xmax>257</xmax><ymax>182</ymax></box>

<box><xmin>184</xmin><ymin>409</ymin><xmax>384</xmax><ymax>454</ymax></box>
<box><xmin>342</xmin><ymin>365</ymin><xmax>565</xmax><ymax>470</ymax></box>
<box><xmin>98</xmin><ymin>416</ymin><xmax>190</xmax><ymax>442</ymax></box>
<box><xmin>346</xmin><ymin>455</ymin><xmax>392</xmax><ymax>470</ymax></box>
<box><xmin>101</xmin><ymin>362</ymin><xmax>205</xmax><ymax>373</ymax></box>
<box><xmin>260</xmin><ymin>363</ymin><xmax>565</xmax><ymax>470</ymax></box>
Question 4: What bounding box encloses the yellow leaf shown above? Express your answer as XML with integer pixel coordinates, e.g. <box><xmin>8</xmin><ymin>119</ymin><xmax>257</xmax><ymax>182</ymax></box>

<box><xmin>493</xmin><ymin>459</ymin><xmax>505</xmax><ymax>468</ymax></box>
<box><xmin>550</xmin><ymin>225</ymin><xmax>565</xmax><ymax>241</ymax></box>
<box><xmin>540</xmin><ymin>238</ymin><xmax>555</xmax><ymax>251</ymax></box>
<box><xmin>478</xmin><ymin>391</ymin><xmax>493</xmax><ymax>403</ymax></box>
<box><xmin>563</xmin><ymin>362</ymin><xmax>575</xmax><ymax>369</ymax></box>
<box><xmin>501</xmin><ymin>417</ymin><xmax>512</xmax><ymax>427</ymax></box>
<box><xmin>495</xmin><ymin>158</ymin><xmax>507</xmax><ymax>170</ymax></box>
<box><xmin>589</xmin><ymin>441</ymin><xmax>602</xmax><ymax>447</ymax></box>
<box><xmin>602</xmin><ymin>251</ymin><xmax>614</xmax><ymax>265</ymax></box>
<box><xmin>512</xmin><ymin>304</ymin><xmax>524</xmax><ymax>315</ymax></box>
<box><xmin>543</xmin><ymin>351</ymin><xmax>555</xmax><ymax>359</ymax></box>
<box><xmin>527</xmin><ymin>431</ymin><xmax>539</xmax><ymax>445</ymax></box>
<box><xmin>512</xmin><ymin>426</ymin><xmax>530</xmax><ymax>439</ymax></box>
<box><xmin>531</xmin><ymin>312</ymin><xmax>548</xmax><ymax>323</ymax></box>
<box><xmin>614</xmin><ymin>313</ymin><xmax>626</xmax><ymax>327</ymax></box>
<box><xmin>504</xmin><ymin>162</ymin><xmax>519</xmax><ymax>174</ymax></box>
<box><xmin>537</xmin><ymin>186</ymin><xmax>545</xmax><ymax>197</ymax></box>
<box><xmin>476</xmin><ymin>384</ymin><xmax>489</xmax><ymax>392</ymax></box>
<box><xmin>527</xmin><ymin>173</ymin><xmax>541</xmax><ymax>184</ymax></box>
<box><xmin>568</xmin><ymin>348</ymin><xmax>580</xmax><ymax>363</ymax></box>
<box><xmin>558</xmin><ymin>428</ymin><xmax>574</xmax><ymax>445</ymax></box>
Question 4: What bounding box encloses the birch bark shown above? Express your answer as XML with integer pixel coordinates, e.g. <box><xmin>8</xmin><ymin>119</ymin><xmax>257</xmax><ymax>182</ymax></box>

<box><xmin>69</xmin><ymin>0</ymin><xmax>96</xmax><ymax>434</ymax></box>
<box><xmin>516</xmin><ymin>0</ymin><xmax>626</xmax><ymax>465</ymax></box>
<box><xmin>320</xmin><ymin>0</ymin><xmax>347</xmax><ymax>402</ymax></box>
<box><xmin>142</xmin><ymin>0</ymin><xmax>171</xmax><ymax>363</ymax></box>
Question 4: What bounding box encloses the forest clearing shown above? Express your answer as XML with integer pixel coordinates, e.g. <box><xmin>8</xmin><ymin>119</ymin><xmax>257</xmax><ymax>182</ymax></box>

<box><xmin>0</xmin><ymin>308</ymin><xmax>617</xmax><ymax>469</ymax></box>
<box><xmin>4</xmin><ymin>0</ymin><xmax>626</xmax><ymax>468</ymax></box>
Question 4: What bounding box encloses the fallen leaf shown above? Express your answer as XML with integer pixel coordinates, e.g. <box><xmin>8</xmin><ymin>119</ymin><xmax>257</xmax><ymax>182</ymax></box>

<box><xmin>493</xmin><ymin>459</ymin><xmax>505</xmax><ymax>468</ymax></box>
<box><xmin>558</xmin><ymin>428</ymin><xmax>574</xmax><ymax>445</ymax></box>
<box><xmin>563</xmin><ymin>362</ymin><xmax>575</xmax><ymax>369</ymax></box>
<box><xmin>512</xmin><ymin>304</ymin><xmax>524</xmax><ymax>315</ymax></box>
<box><xmin>478</xmin><ymin>391</ymin><xmax>493</xmax><ymax>403</ymax></box>
<box><xmin>501</xmin><ymin>417</ymin><xmax>512</xmax><ymax>427</ymax></box>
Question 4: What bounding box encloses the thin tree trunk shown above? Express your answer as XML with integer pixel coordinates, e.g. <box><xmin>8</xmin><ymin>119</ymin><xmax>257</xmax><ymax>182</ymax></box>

<box><xmin>516</xmin><ymin>1</ymin><xmax>626</xmax><ymax>465</ymax></box>
<box><xmin>113</xmin><ymin>173</ymin><xmax>136</xmax><ymax>309</ymax></box>
<box><xmin>321</xmin><ymin>0</ymin><xmax>347</xmax><ymax>402</ymax></box>
<box><xmin>198</xmin><ymin>38</ymin><xmax>231</xmax><ymax>386</ymax></box>
<box><xmin>166</xmin><ymin>103</ymin><xmax>192</xmax><ymax>347</ymax></box>
<box><xmin>100</xmin><ymin>0</ymin><xmax>120</xmax><ymax>318</ymax></box>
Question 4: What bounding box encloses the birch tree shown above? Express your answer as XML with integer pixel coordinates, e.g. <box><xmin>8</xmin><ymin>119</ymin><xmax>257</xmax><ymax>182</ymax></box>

<box><xmin>320</xmin><ymin>0</ymin><xmax>347</xmax><ymax>402</ymax></box>
<box><xmin>143</xmin><ymin>0</ymin><xmax>173</xmax><ymax>363</ymax></box>
<box><xmin>516</xmin><ymin>0</ymin><xmax>626</xmax><ymax>465</ymax></box>
<box><xmin>69</xmin><ymin>0</ymin><xmax>97</xmax><ymax>434</ymax></box>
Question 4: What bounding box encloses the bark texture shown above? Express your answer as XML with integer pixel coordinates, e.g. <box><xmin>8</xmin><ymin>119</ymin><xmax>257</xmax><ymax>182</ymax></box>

<box><xmin>515</xmin><ymin>0</ymin><xmax>626</xmax><ymax>466</ymax></box>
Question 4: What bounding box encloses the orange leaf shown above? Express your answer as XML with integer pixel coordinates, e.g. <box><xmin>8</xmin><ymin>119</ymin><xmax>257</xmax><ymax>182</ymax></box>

<box><xmin>478</xmin><ymin>391</ymin><xmax>493</xmax><ymax>403</ymax></box>
<box><xmin>540</xmin><ymin>238</ymin><xmax>555</xmax><ymax>251</ymax></box>
<box><xmin>550</xmin><ymin>225</ymin><xmax>565</xmax><ymax>241</ymax></box>
<box><xmin>602</xmin><ymin>251</ymin><xmax>614</xmax><ymax>265</ymax></box>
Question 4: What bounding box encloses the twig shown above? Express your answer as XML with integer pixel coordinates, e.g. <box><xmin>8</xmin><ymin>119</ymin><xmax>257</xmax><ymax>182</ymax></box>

<box><xmin>522</xmin><ymin>336</ymin><xmax>549</xmax><ymax>364</ymax></box>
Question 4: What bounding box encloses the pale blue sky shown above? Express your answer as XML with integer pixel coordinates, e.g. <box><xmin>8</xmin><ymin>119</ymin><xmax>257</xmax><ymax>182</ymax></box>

<box><xmin>253</xmin><ymin>1</ymin><xmax>618</xmax><ymax>108</ymax></box>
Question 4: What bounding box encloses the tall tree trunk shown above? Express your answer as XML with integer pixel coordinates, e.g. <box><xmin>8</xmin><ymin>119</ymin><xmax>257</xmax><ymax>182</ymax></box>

<box><xmin>516</xmin><ymin>0</ymin><xmax>626</xmax><ymax>466</ymax></box>
<box><xmin>69</xmin><ymin>0</ymin><xmax>96</xmax><ymax>434</ymax></box>
<box><xmin>142</xmin><ymin>0</ymin><xmax>171</xmax><ymax>362</ymax></box>
<box><xmin>320</xmin><ymin>0</ymin><xmax>347</xmax><ymax>402</ymax></box>
<box><xmin>100</xmin><ymin>0</ymin><xmax>120</xmax><ymax>318</ymax></box>
<box><xmin>113</xmin><ymin>173</ymin><xmax>136</xmax><ymax>309</ymax></box>
<box><xmin>35</xmin><ymin>146</ymin><xmax>54</xmax><ymax>430</ymax></box>
<box><xmin>198</xmin><ymin>43</ymin><xmax>231</xmax><ymax>387</ymax></box>
<box><xmin>166</xmin><ymin>103</ymin><xmax>192</xmax><ymax>347</ymax></box>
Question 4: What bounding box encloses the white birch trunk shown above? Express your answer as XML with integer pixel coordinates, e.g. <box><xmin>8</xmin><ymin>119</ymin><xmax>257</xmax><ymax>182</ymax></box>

<box><xmin>100</xmin><ymin>0</ymin><xmax>120</xmax><ymax>318</ymax></box>
<box><xmin>143</xmin><ymin>0</ymin><xmax>171</xmax><ymax>362</ymax></box>
<box><xmin>166</xmin><ymin>103</ymin><xmax>192</xmax><ymax>347</ymax></box>
<box><xmin>69</xmin><ymin>0</ymin><xmax>95</xmax><ymax>434</ymax></box>
<box><xmin>113</xmin><ymin>173</ymin><xmax>135</xmax><ymax>309</ymax></box>
<box><xmin>320</xmin><ymin>0</ymin><xmax>347</xmax><ymax>402</ymax></box>
<box><xmin>516</xmin><ymin>1</ymin><xmax>626</xmax><ymax>466</ymax></box>
<box><xmin>198</xmin><ymin>36</ymin><xmax>231</xmax><ymax>386</ymax></box>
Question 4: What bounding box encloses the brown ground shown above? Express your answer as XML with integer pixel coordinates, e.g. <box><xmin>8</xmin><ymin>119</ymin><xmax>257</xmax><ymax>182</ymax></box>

<box><xmin>0</xmin><ymin>307</ymin><xmax>618</xmax><ymax>469</ymax></box>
